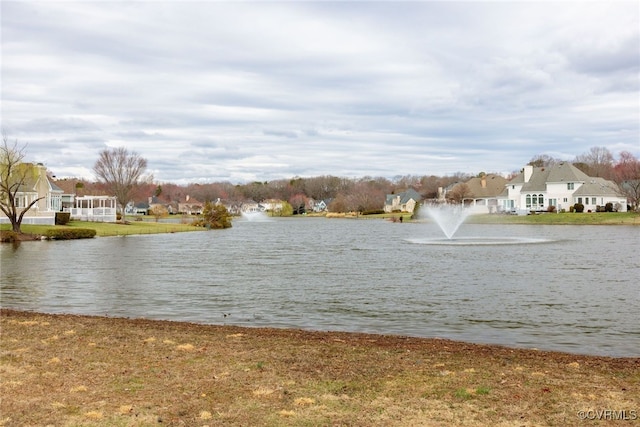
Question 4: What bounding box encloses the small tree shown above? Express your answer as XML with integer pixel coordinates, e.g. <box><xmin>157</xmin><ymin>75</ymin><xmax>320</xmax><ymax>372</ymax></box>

<box><xmin>93</xmin><ymin>147</ymin><xmax>148</xmax><ymax>218</ymax></box>
<box><xmin>194</xmin><ymin>201</ymin><xmax>232</xmax><ymax>229</ymax></box>
<box><xmin>150</xmin><ymin>205</ymin><xmax>169</xmax><ymax>222</ymax></box>
<box><xmin>0</xmin><ymin>134</ymin><xmax>43</xmax><ymax>233</ymax></box>
<box><xmin>447</xmin><ymin>183</ymin><xmax>472</xmax><ymax>204</ymax></box>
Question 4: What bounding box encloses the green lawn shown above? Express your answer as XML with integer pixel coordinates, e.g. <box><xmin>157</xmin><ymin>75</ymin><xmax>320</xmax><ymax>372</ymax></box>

<box><xmin>2</xmin><ymin>219</ymin><xmax>204</xmax><ymax>237</ymax></box>
<box><xmin>3</xmin><ymin>211</ymin><xmax>639</xmax><ymax>239</ymax></box>
<box><xmin>364</xmin><ymin>211</ymin><xmax>640</xmax><ymax>225</ymax></box>
<box><xmin>465</xmin><ymin>211</ymin><xmax>640</xmax><ymax>225</ymax></box>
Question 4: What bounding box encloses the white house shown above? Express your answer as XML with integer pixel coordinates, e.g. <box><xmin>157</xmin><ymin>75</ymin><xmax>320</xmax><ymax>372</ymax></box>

<box><xmin>500</xmin><ymin>163</ymin><xmax>627</xmax><ymax>213</ymax></box>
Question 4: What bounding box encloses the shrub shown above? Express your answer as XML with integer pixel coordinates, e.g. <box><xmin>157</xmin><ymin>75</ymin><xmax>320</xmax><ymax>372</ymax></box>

<box><xmin>605</xmin><ymin>202</ymin><xmax>614</xmax><ymax>212</ymax></box>
<box><xmin>44</xmin><ymin>228</ymin><xmax>96</xmax><ymax>240</ymax></box>
<box><xmin>55</xmin><ymin>212</ymin><xmax>71</xmax><ymax>225</ymax></box>
<box><xmin>193</xmin><ymin>202</ymin><xmax>232</xmax><ymax>229</ymax></box>
<box><xmin>546</xmin><ymin>205</ymin><xmax>556</xmax><ymax>213</ymax></box>
<box><xmin>573</xmin><ymin>203</ymin><xmax>584</xmax><ymax>213</ymax></box>
<box><xmin>362</xmin><ymin>209</ymin><xmax>385</xmax><ymax>215</ymax></box>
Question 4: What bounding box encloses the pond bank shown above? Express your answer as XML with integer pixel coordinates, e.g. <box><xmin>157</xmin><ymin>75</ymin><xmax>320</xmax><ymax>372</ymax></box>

<box><xmin>1</xmin><ymin>309</ymin><xmax>638</xmax><ymax>426</ymax></box>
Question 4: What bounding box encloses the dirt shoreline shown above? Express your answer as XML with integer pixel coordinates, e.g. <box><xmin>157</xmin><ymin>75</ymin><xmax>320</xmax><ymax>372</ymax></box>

<box><xmin>1</xmin><ymin>309</ymin><xmax>638</xmax><ymax>426</ymax></box>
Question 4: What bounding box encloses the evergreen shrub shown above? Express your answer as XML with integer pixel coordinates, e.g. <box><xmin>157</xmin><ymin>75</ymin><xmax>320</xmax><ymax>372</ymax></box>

<box><xmin>55</xmin><ymin>212</ymin><xmax>71</xmax><ymax>225</ymax></box>
<box><xmin>44</xmin><ymin>228</ymin><xmax>97</xmax><ymax>240</ymax></box>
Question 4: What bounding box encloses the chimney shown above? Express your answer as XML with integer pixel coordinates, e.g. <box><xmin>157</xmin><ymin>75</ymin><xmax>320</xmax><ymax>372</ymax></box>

<box><xmin>481</xmin><ymin>176</ymin><xmax>487</xmax><ymax>188</ymax></box>
<box><xmin>523</xmin><ymin>165</ymin><xmax>533</xmax><ymax>183</ymax></box>
<box><xmin>186</xmin><ymin>195</ymin><xmax>190</xmax><ymax>202</ymax></box>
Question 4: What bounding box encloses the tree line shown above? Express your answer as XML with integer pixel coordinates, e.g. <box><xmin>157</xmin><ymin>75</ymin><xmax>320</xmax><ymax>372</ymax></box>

<box><xmin>3</xmin><ymin>134</ymin><xmax>640</xmax><ymax>235</ymax></box>
<box><xmin>84</xmin><ymin>145</ymin><xmax>640</xmax><ymax>213</ymax></box>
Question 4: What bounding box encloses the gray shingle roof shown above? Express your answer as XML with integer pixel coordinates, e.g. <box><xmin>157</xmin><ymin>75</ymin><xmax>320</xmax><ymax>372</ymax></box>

<box><xmin>573</xmin><ymin>178</ymin><xmax>623</xmax><ymax>196</ymax></box>
<box><xmin>513</xmin><ymin>162</ymin><xmax>593</xmax><ymax>192</ymax></box>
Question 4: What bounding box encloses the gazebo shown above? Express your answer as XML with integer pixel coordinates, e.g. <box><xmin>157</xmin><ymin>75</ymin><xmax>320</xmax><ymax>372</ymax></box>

<box><xmin>70</xmin><ymin>195</ymin><xmax>117</xmax><ymax>222</ymax></box>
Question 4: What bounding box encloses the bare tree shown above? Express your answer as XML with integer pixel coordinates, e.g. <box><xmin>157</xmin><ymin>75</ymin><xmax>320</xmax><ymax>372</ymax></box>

<box><xmin>613</xmin><ymin>151</ymin><xmax>640</xmax><ymax>210</ymax></box>
<box><xmin>574</xmin><ymin>146</ymin><xmax>614</xmax><ymax>179</ymax></box>
<box><xmin>0</xmin><ymin>133</ymin><xmax>44</xmax><ymax>233</ymax></box>
<box><xmin>528</xmin><ymin>154</ymin><xmax>561</xmax><ymax>167</ymax></box>
<box><xmin>447</xmin><ymin>183</ymin><xmax>473</xmax><ymax>204</ymax></box>
<box><xmin>93</xmin><ymin>147</ymin><xmax>148</xmax><ymax>217</ymax></box>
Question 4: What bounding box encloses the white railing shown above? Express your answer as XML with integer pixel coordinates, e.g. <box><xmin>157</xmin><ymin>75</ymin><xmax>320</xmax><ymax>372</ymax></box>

<box><xmin>70</xmin><ymin>207</ymin><xmax>117</xmax><ymax>222</ymax></box>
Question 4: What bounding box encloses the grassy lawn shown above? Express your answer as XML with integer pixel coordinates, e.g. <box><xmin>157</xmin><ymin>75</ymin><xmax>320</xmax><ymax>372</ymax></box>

<box><xmin>2</xmin><ymin>212</ymin><xmax>638</xmax><ymax>240</ymax></box>
<box><xmin>2</xmin><ymin>309</ymin><xmax>638</xmax><ymax>427</ymax></box>
<box><xmin>466</xmin><ymin>211</ymin><xmax>640</xmax><ymax>225</ymax></box>
<box><xmin>362</xmin><ymin>211</ymin><xmax>640</xmax><ymax>225</ymax></box>
<box><xmin>1</xmin><ymin>219</ymin><xmax>203</xmax><ymax>237</ymax></box>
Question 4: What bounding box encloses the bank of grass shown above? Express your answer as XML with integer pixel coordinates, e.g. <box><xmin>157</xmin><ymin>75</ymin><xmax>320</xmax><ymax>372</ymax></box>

<box><xmin>467</xmin><ymin>211</ymin><xmax>640</xmax><ymax>225</ymax></box>
<box><xmin>363</xmin><ymin>211</ymin><xmax>639</xmax><ymax>225</ymax></box>
<box><xmin>1</xmin><ymin>219</ymin><xmax>203</xmax><ymax>238</ymax></box>
<box><xmin>1</xmin><ymin>310</ymin><xmax>638</xmax><ymax>427</ymax></box>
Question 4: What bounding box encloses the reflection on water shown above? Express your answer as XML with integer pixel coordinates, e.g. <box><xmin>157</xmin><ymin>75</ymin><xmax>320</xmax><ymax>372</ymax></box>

<box><xmin>2</xmin><ymin>218</ymin><xmax>639</xmax><ymax>356</ymax></box>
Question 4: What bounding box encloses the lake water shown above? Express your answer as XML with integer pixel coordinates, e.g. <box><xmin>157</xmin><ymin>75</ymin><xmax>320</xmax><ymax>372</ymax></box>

<box><xmin>1</xmin><ymin>217</ymin><xmax>639</xmax><ymax>357</ymax></box>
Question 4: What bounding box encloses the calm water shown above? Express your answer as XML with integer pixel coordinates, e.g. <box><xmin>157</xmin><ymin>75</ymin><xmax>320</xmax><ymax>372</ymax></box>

<box><xmin>2</xmin><ymin>217</ymin><xmax>639</xmax><ymax>356</ymax></box>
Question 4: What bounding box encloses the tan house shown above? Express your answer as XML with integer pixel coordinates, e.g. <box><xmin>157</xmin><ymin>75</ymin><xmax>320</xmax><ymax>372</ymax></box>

<box><xmin>384</xmin><ymin>189</ymin><xmax>421</xmax><ymax>213</ymax></box>
<box><xmin>451</xmin><ymin>173</ymin><xmax>508</xmax><ymax>214</ymax></box>
<box><xmin>178</xmin><ymin>195</ymin><xmax>204</xmax><ymax>215</ymax></box>
<box><xmin>1</xmin><ymin>162</ymin><xmax>63</xmax><ymax>226</ymax></box>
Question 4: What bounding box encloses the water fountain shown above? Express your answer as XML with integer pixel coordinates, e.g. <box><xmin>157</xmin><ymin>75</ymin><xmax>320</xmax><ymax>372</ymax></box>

<box><xmin>240</xmin><ymin>210</ymin><xmax>271</xmax><ymax>222</ymax></box>
<box><xmin>408</xmin><ymin>204</ymin><xmax>551</xmax><ymax>246</ymax></box>
<box><xmin>424</xmin><ymin>204</ymin><xmax>470</xmax><ymax>240</ymax></box>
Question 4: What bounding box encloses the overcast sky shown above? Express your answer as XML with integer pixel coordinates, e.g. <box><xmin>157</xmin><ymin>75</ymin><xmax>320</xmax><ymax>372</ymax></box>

<box><xmin>2</xmin><ymin>1</ymin><xmax>638</xmax><ymax>184</ymax></box>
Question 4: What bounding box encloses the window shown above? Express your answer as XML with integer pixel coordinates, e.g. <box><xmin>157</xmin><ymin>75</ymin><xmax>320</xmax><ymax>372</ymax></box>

<box><xmin>592</xmin><ymin>197</ymin><xmax>596</xmax><ymax>205</ymax></box>
<box><xmin>526</xmin><ymin>194</ymin><xmax>531</xmax><ymax>208</ymax></box>
<box><xmin>531</xmin><ymin>194</ymin><xmax>537</xmax><ymax>206</ymax></box>
<box><xmin>16</xmin><ymin>195</ymin><xmax>26</xmax><ymax>208</ymax></box>
<box><xmin>538</xmin><ymin>194</ymin><xmax>544</xmax><ymax>207</ymax></box>
<box><xmin>563</xmin><ymin>198</ymin><xmax>568</xmax><ymax>203</ymax></box>
<box><xmin>578</xmin><ymin>197</ymin><xmax>582</xmax><ymax>204</ymax></box>
<box><xmin>567</xmin><ymin>182</ymin><xmax>574</xmax><ymax>190</ymax></box>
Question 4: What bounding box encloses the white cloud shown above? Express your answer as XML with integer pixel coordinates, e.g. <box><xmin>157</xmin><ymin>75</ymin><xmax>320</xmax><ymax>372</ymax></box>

<box><xmin>1</xmin><ymin>1</ymin><xmax>638</xmax><ymax>184</ymax></box>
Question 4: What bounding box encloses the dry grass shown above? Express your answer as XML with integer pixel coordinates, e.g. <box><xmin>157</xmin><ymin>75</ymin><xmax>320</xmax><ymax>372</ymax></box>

<box><xmin>1</xmin><ymin>309</ymin><xmax>638</xmax><ymax>426</ymax></box>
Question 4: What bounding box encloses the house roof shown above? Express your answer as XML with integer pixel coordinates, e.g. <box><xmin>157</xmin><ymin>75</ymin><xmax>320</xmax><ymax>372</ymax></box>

<box><xmin>506</xmin><ymin>162</ymin><xmax>624</xmax><ymax>197</ymax></box>
<box><xmin>49</xmin><ymin>180</ymin><xmax>64</xmax><ymax>193</ymax></box>
<box><xmin>462</xmin><ymin>174</ymin><xmax>508</xmax><ymax>198</ymax></box>
<box><xmin>11</xmin><ymin>163</ymin><xmax>62</xmax><ymax>194</ymax></box>
<box><xmin>573</xmin><ymin>178</ymin><xmax>623</xmax><ymax>197</ymax></box>
<box><xmin>510</xmin><ymin>162</ymin><xmax>593</xmax><ymax>191</ymax></box>
<box><xmin>386</xmin><ymin>189</ymin><xmax>421</xmax><ymax>205</ymax></box>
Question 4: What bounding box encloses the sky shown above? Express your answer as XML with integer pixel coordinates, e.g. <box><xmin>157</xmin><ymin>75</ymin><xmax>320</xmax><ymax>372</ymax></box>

<box><xmin>2</xmin><ymin>1</ymin><xmax>639</xmax><ymax>185</ymax></box>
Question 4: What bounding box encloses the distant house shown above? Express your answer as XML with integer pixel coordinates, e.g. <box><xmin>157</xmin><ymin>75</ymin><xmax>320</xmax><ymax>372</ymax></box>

<box><xmin>499</xmin><ymin>163</ymin><xmax>627</xmax><ymax>213</ymax></box>
<box><xmin>241</xmin><ymin>200</ymin><xmax>262</xmax><ymax>213</ymax></box>
<box><xmin>131</xmin><ymin>200</ymin><xmax>150</xmax><ymax>215</ymax></box>
<box><xmin>1</xmin><ymin>162</ymin><xmax>63</xmax><ymax>226</ymax></box>
<box><xmin>262</xmin><ymin>198</ymin><xmax>284</xmax><ymax>213</ymax></box>
<box><xmin>384</xmin><ymin>189</ymin><xmax>421</xmax><ymax>213</ymax></box>
<box><xmin>178</xmin><ymin>195</ymin><xmax>203</xmax><ymax>215</ymax></box>
<box><xmin>450</xmin><ymin>174</ymin><xmax>509</xmax><ymax>214</ymax></box>
<box><xmin>312</xmin><ymin>199</ymin><xmax>331</xmax><ymax>213</ymax></box>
